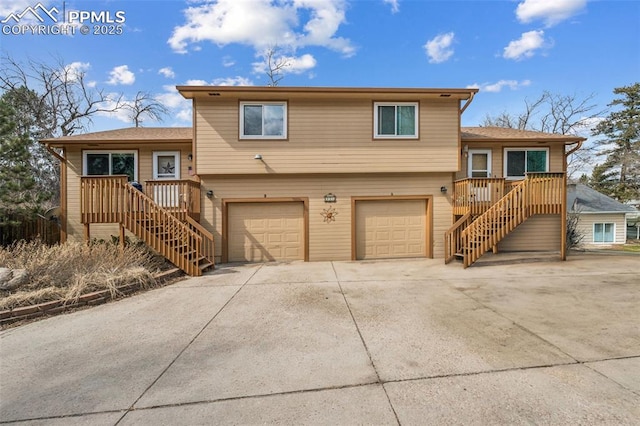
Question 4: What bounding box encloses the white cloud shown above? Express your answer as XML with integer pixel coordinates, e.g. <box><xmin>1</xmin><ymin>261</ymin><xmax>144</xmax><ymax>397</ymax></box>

<box><xmin>158</xmin><ymin>67</ymin><xmax>176</xmax><ymax>79</ymax></box>
<box><xmin>503</xmin><ymin>30</ymin><xmax>546</xmax><ymax>60</ymax></box>
<box><xmin>168</xmin><ymin>0</ymin><xmax>354</xmax><ymax>56</ymax></box>
<box><xmin>176</xmin><ymin>109</ymin><xmax>192</xmax><ymax>123</ymax></box>
<box><xmin>211</xmin><ymin>76</ymin><xmax>254</xmax><ymax>86</ymax></box>
<box><xmin>252</xmin><ymin>53</ymin><xmax>317</xmax><ymax>75</ymax></box>
<box><xmin>467</xmin><ymin>79</ymin><xmax>532</xmax><ymax>93</ymax></box>
<box><xmin>516</xmin><ymin>0</ymin><xmax>586</xmax><ymax>27</ymax></box>
<box><xmin>222</xmin><ymin>56</ymin><xmax>236</xmax><ymax>67</ymax></box>
<box><xmin>156</xmin><ymin>85</ymin><xmax>187</xmax><ymax>109</ymax></box>
<box><xmin>185</xmin><ymin>79</ymin><xmax>208</xmax><ymax>86</ymax></box>
<box><xmin>106</xmin><ymin>65</ymin><xmax>135</xmax><ymax>85</ymax></box>
<box><xmin>424</xmin><ymin>32</ymin><xmax>455</xmax><ymax>64</ymax></box>
<box><xmin>63</xmin><ymin>61</ymin><xmax>90</xmax><ymax>81</ymax></box>
<box><xmin>383</xmin><ymin>0</ymin><xmax>399</xmax><ymax>13</ymax></box>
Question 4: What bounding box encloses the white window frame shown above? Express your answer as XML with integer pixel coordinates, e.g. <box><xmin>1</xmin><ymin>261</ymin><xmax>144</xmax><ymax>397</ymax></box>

<box><xmin>239</xmin><ymin>101</ymin><xmax>287</xmax><ymax>139</ymax></box>
<box><xmin>503</xmin><ymin>147</ymin><xmax>549</xmax><ymax>180</ymax></box>
<box><xmin>83</xmin><ymin>150</ymin><xmax>138</xmax><ymax>181</ymax></box>
<box><xmin>593</xmin><ymin>222</ymin><xmax>615</xmax><ymax>243</ymax></box>
<box><xmin>373</xmin><ymin>102</ymin><xmax>419</xmax><ymax>139</ymax></box>
<box><xmin>152</xmin><ymin>151</ymin><xmax>180</xmax><ymax>180</ymax></box>
<box><xmin>468</xmin><ymin>149</ymin><xmax>492</xmax><ymax>178</ymax></box>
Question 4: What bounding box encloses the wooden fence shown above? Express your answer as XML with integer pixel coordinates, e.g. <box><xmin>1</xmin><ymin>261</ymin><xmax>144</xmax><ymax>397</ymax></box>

<box><xmin>0</xmin><ymin>215</ymin><xmax>60</xmax><ymax>246</ymax></box>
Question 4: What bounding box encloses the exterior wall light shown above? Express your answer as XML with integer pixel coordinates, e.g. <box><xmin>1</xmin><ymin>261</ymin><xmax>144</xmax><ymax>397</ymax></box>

<box><xmin>440</xmin><ymin>186</ymin><xmax>447</xmax><ymax>194</ymax></box>
<box><xmin>206</xmin><ymin>190</ymin><xmax>214</xmax><ymax>198</ymax></box>
<box><xmin>187</xmin><ymin>153</ymin><xmax>193</xmax><ymax>161</ymax></box>
<box><xmin>254</xmin><ymin>154</ymin><xmax>263</xmax><ymax>160</ymax></box>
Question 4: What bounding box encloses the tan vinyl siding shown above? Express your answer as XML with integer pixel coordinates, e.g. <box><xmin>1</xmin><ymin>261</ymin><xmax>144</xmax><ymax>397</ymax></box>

<box><xmin>196</xmin><ymin>98</ymin><xmax>460</xmax><ymax>175</ymax></box>
<box><xmin>498</xmin><ymin>215</ymin><xmax>561</xmax><ymax>252</ymax></box>
<box><xmin>64</xmin><ymin>143</ymin><xmax>191</xmax><ymax>242</ymax></box>
<box><xmin>200</xmin><ymin>173</ymin><xmax>452</xmax><ymax>262</ymax></box>
<box><xmin>456</xmin><ymin>143</ymin><xmax>565</xmax><ymax>180</ymax></box>
<box><xmin>575</xmin><ymin>213</ymin><xmax>628</xmax><ymax>246</ymax></box>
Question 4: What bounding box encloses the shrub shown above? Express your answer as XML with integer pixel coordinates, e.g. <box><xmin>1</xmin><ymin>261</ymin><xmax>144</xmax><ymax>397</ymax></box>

<box><xmin>0</xmin><ymin>240</ymin><xmax>167</xmax><ymax>310</ymax></box>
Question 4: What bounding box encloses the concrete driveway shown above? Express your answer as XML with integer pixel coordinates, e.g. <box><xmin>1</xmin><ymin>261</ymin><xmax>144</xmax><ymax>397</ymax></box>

<box><xmin>1</xmin><ymin>253</ymin><xmax>639</xmax><ymax>425</ymax></box>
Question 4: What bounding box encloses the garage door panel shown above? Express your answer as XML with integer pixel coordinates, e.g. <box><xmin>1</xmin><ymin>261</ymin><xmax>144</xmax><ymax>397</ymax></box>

<box><xmin>356</xmin><ymin>199</ymin><xmax>427</xmax><ymax>260</ymax></box>
<box><xmin>228</xmin><ymin>202</ymin><xmax>304</xmax><ymax>262</ymax></box>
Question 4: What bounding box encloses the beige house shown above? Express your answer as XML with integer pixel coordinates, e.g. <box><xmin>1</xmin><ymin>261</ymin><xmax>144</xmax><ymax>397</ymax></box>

<box><xmin>43</xmin><ymin>86</ymin><xmax>585</xmax><ymax>275</ymax></box>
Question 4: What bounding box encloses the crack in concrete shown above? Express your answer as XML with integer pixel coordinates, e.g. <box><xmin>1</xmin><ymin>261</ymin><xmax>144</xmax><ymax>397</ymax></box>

<box><xmin>113</xmin><ymin>264</ymin><xmax>264</xmax><ymax>426</ymax></box>
<box><xmin>330</xmin><ymin>261</ymin><xmax>402</xmax><ymax>426</ymax></box>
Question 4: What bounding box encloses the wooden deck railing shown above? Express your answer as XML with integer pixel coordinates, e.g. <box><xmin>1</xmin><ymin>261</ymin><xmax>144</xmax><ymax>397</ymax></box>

<box><xmin>446</xmin><ymin>173</ymin><xmax>566</xmax><ymax>268</ymax></box>
<box><xmin>453</xmin><ymin>178</ymin><xmax>507</xmax><ymax>215</ymax></box>
<box><xmin>80</xmin><ymin>176</ymin><xmax>213</xmax><ymax>276</ymax></box>
<box><xmin>145</xmin><ymin>180</ymin><xmax>201</xmax><ymax>222</ymax></box>
<box><xmin>444</xmin><ymin>212</ymin><xmax>471</xmax><ymax>264</ymax></box>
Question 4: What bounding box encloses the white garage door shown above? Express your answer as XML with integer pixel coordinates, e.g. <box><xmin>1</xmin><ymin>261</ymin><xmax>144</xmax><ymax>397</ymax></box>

<box><xmin>228</xmin><ymin>202</ymin><xmax>304</xmax><ymax>262</ymax></box>
<box><xmin>355</xmin><ymin>199</ymin><xmax>427</xmax><ymax>260</ymax></box>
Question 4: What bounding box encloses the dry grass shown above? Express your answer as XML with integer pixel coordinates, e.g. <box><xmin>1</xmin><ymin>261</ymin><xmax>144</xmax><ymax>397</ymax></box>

<box><xmin>0</xmin><ymin>240</ymin><xmax>167</xmax><ymax>310</ymax></box>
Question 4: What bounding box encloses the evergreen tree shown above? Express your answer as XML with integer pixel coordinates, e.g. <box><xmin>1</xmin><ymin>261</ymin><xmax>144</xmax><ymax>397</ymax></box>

<box><xmin>0</xmin><ymin>98</ymin><xmax>48</xmax><ymax>225</ymax></box>
<box><xmin>591</xmin><ymin>83</ymin><xmax>640</xmax><ymax>202</ymax></box>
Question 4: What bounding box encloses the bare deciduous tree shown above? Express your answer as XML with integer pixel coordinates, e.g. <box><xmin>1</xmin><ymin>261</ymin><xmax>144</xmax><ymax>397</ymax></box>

<box><xmin>482</xmin><ymin>91</ymin><xmax>606</xmax><ymax>180</ymax></box>
<box><xmin>262</xmin><ymin>46</ymin><xmax>291</xmax><ymax>87</ymax></box>
<box><xmin>126</xmin><ymin>91</ymin><xmax>169</xmax><ymax>127</ymax></box>
<box><xmin>0</xmin><ymin>54</ymin><xmax>125</xmax><ymax>137</ymax></box>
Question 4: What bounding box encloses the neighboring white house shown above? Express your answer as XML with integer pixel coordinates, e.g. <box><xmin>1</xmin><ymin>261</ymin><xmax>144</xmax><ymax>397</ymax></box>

<box><xmin>568</xmin><ymin>184</ymin><xmax>638</xmax><ymax>246</ymax></box>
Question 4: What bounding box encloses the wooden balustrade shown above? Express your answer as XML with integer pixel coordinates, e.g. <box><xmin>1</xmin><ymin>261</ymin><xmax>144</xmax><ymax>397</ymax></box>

<box><xmin>444</xmin><ymin>212</ymin><xmax>471</xmax><ymax>264</ymax></box>
<box><xmin>447</xmin><ymin>173</ymin><xmax>566</xmax><ymax>268</ymax></box>
<box><xmin>453</xmin><ymin>178</ymin><xmax>506</xmax><ymax>215</ymax></box>
<box><xmin>80</xmin><ymin>176</ymin><xmax>213</xmax><ymax>276</ymax></box>
<box><xmin>81</xmin><ymin>176</ymin><xmax>129</xmax><ymax>224</ymax></box>
<box><xmin>145</xmin><ymin>179</ymin><xmax>201</xmax><ymax>222</ymax></box>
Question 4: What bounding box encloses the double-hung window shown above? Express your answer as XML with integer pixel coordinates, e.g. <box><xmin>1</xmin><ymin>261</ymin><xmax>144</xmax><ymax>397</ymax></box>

<box><xmin>504</xmin><ymin>148</ymin><xmax>549</xmax><ymax>179</ymax></box>
<box><xmin>240</xmin><ymin>102</ymin><xmax>287</xmax><ymax>139</ymax></box>
<box><xmin>593</xmin><ymin>223</ymin><xmax>615</xmax><ymax>243</ymax></box>
<box><xmin>83</xmin><ymin>150</ymin><xmax>138</xmax><ymax>181</ymax></box>
<box><xmin>374</xmin><ymin>102</ymin><xmax>418</xmax><ymax>138</ymax></box>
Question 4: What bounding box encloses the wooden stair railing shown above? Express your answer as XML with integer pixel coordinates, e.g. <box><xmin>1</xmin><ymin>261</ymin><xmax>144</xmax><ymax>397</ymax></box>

<box><xmin>451</xmin><ymin>173</ymin><xmax>565</xmax><ymax>268</ymax></box>
<box><xmin>444</xmin><ymin>212</ymin><xmax>472</xmax><ymax>264</ymax></box>
<box><xmin>81</xmin><ymin>176</ymin><xmax>214</xmax><ymax>276</ymax></box>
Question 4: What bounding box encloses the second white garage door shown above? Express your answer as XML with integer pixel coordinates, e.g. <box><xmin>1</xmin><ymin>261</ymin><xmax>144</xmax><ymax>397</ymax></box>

<box><xmin>355</xmin><ymin>199</ymin><xmax>427</xmax><ymax>260</ymax></box>
<box><xmin>228</xmin><ymin>202</ymin><xmax>304</xmax><ymax>262</ymax></box>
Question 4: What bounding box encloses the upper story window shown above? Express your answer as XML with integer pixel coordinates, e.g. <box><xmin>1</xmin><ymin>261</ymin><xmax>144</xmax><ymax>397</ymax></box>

<box><xmin>504</xmin><ymin>148</ymin><xmax>549</xmax><ymax>179</ymax></box>
<box><xmin>83</xmin><ymin>150</ymin><xmax>138</xmax><ymax>181</ymax></box>
<box><xmin>374</xmin><ymin>102</ymin><xmax>418</xmax><ymax>139</ymax></box>
<box><xmin>240</xmin><ymin>102</ymin><xmax>287</xmax><ymax>139</ymax></box>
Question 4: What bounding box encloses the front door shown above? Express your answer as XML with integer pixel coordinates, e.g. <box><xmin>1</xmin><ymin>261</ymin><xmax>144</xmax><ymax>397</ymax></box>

<box><xmin>468</xmin><ymin>150</ymin><xmax>493</xmax><ymax>202</ymax></box>
<box><xmin>152</xmin><ymin>151</ymin><xmax>181</xmax><ymax>207</ymax></box>
<box><xmin>468</xmin><ymin>149</ymin><xmax>491</xmax><ymax>178</ymax></box>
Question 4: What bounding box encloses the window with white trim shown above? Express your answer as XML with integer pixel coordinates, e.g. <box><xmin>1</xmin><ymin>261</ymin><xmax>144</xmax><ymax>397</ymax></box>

<box><xmin>593</xmin><ymin>223</ymin><xmax>615</xmax><ymax>243</ymax></box>
<box><xmin>240</xmin><ymin>102</ymin><xmax>287</xmax><ymax>139</ymax></box>
<box><xmin>83</xmin><ymin>150</ymin><xmax>138</xmax><ymax>181</ymax></box>
<box><xmin>504</xmin><ymin>148</ymin><xmax>549</xmax><ymax>179</ymax></box>
<box><xmin>374</xmin><ymin>102</ymin><xmax>418</xmax><ymax>138</ymax></box>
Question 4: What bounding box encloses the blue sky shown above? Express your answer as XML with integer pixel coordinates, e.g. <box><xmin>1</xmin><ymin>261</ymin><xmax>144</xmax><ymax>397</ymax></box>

<box><xmin>1</xmin><ymin>0</ymin><xmax>639</xmax><ymax>132</ymax></box>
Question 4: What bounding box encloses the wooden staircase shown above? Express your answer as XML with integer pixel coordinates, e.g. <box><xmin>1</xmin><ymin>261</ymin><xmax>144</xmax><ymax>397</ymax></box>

<box><xmin>81</xmin><ymin>176</ymin><xmax>214</xmax><ymax>276</ymax></box>
<box><xmin>445</xmin><ymin>173</ymin><xmax>566</xmax><ymax>268</ymax></box>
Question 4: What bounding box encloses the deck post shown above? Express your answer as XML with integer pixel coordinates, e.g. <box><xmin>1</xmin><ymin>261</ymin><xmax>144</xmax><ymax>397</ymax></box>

<box><xmin>83</xmin><ymin>223</ymin><xmax>90</xmax><ymax>245</ymax></box>
<box><xmin>119</xmin><ymin>224</ymin><xmax>126</xmax><ymax>249</ymax></box>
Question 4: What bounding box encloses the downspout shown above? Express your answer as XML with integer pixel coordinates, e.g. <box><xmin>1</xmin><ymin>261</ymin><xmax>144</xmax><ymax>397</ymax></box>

<box><xmin>460</xmin><ymin>91</ymin><xmax>476</xmax><ymax>115</ymax></box>
<box><xmin>44</xmin><ymin>143</ymin><xmax>67</xmax><ymax>243</ymax></box>
<box><xmin>561</xmin><ymin>139</ymin><xmax>584</xmax><ymax>261</ymax></box>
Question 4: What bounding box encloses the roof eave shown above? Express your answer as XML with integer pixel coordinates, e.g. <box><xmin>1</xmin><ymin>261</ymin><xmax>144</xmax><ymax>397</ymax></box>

<box><xmin>177</xmin><ymin>85</ymin><xmax>478</xmax><ymax>100</ymax></box>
